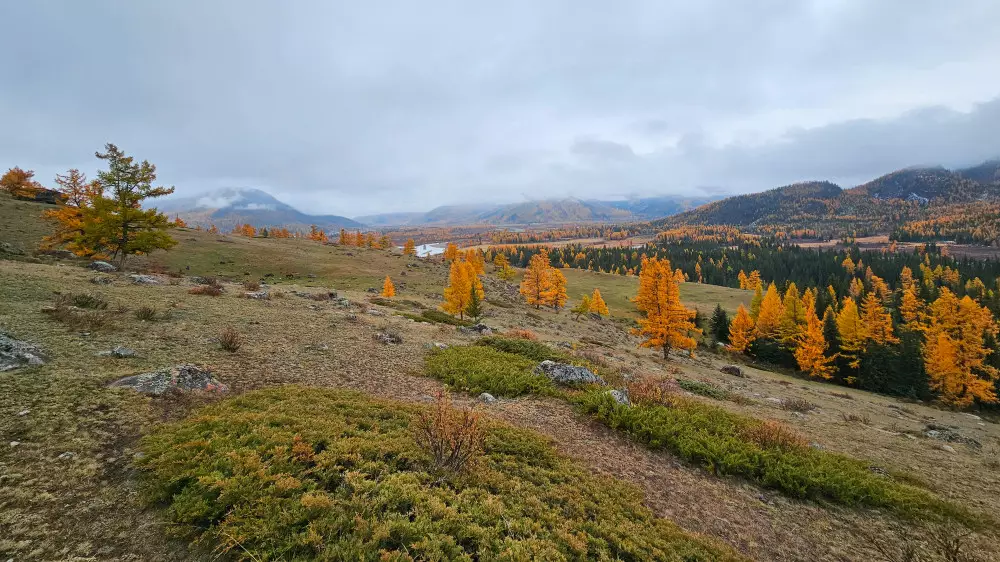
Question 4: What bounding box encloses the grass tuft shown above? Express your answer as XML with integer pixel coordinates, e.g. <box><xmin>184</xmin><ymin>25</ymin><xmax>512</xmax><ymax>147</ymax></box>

<box><xmin>219</xmin><ymin>326</ymin><xmax>242</xmax><ymax>352</ymax></box>
<box><xmin>137</xmin><ymin>387</ymin><xmax>740</xmax><ymax>562</ymax></box>
<box><xmin>134</xmin><ymin>305</ymin><xmax>157</xmax><ymax>321</ymax></box>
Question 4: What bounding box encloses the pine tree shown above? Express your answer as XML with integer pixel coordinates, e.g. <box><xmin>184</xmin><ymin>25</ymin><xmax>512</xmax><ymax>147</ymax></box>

<box><xmin>632</xmin><ymin>257</ymin><xmax>700</xmax><ymax>359</ymax></box>
<box><xmin>465</xmin><ymin>284</ymin><xmax>484</xmax><ymax>322</ymax></box>
<box><xmin>755</xmin><ymin>283</ymin><xmax>784</xmax><ymax>339</ymax></box>
<box><xmin>837</xmin><ymin>297</ymin><xmax>865</xmax><ymax>370</ymax></box>
<box><xmin>727</xmin><ymin>304</ymin><xmax>755</xmax><ymax>353</ymax></box>
<box><xmin>922</xmin><ymin>288</ymin><xmax>999</xmax><ymax>406</ymax></box>
<box><xmin>443</xmin><ymin>260</ymin><xmax>482</xmax><ymax>320</ymax></box>
<box><xmin>709</xmin><ymin>303</ymin><xmax>729</xmax><ymax>344</ymax></box>
<box><xmin>444</xmin><ymin>243</ymin><xmax>459</xmax><ymax>262</ymax></box>
<box><xmin>382</xmin><ymin>276</ymin><xmax>396</xmax><ymax>298</ymax></box>
<box><xmin>750</xmin><ymin>285</ymin><xmax>764</xmax><ymax>318</ymax></box>
<box><xmin>589</xmin><ymin>288</ymin><xmax>609</xmax><ymax>316</ymax></box>
<box><xmin>571</xmin><ymin>295</ymin><xmax>592</xmax><ymax>320</ymax></box>
<box><xmin>778</xmin><ymin>282</ymin><xmax>806</xmax><ymax>346</ymax></box>
<box><xmin>860</xmin><ymin>292</ymin><xmax>898</xmax><ymax>345</ymax></box>
<box><xmin>543</xmin><ymin>268</ymin><xmax>568</xmax><ymax>310</ymax></box>
<box><xmin>795</xmin><ymin>302</ymin><xmax>835</xmax><ymax>379</ymax></box>
<box><xmin>403</xmin><ymin>238</ymin><xmax>417</xmax><ymax>256</ymax></box>
<box><xmin>41</xmin><ymin>169</ymin><xmax>103</xmax><ymax>255</ymax></box>
<box><xmin>520</xmin><ymin>251</ymin><xmax>553</xmax><ymax>309</ymax></box>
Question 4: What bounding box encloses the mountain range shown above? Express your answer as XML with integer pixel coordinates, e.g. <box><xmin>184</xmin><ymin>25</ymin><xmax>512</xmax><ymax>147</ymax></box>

<box><xmin>156</xmin><ymin>188</ymin><xmax>364</xmax><ymax>232</ymax></box>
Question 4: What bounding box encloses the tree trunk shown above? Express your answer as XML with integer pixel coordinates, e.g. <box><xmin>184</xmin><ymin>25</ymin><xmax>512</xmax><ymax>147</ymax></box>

<box><xmin>662</xmin><ymin>345</ymin><xmax>669</xmax><ymax>360</ymax></box>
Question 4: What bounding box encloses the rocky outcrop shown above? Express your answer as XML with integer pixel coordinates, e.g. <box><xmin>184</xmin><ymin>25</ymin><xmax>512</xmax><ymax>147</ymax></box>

<box><xmin>459</xmin><ymin>324</ymin><xmax>493</xmax><ymax>336</ymax></box>
<box><xmin>720</xmin><ymin>365</ymin><xmax>744</xmax><ymax>377</ymax></box>
<box><xmin>97</xmin><ymin>346</ymin><xmax>138</xmax><ymax>358</ymax></box>
<box><xmin>0</xmin><ymin>332</ymin><xmax>46</xmax><ymax>371</ymax></box>
<box><xmin>89</xmin><ymin>260</ymin><xmax>117</xmax><ymax>272</ymax></box>
<box><xmin>129</xmin><ymin>274</ymin><xmax>160</xmax><ymax>285</ymax></box>
<box><xmin>534</xmin><ymin>360</ymin><xmax>605</xmax><ymax>386</ymax></box>
<box><xmin>108</xmin><ymin>364</ymin><xmax>228</xmax><ymax>395</ymax></box>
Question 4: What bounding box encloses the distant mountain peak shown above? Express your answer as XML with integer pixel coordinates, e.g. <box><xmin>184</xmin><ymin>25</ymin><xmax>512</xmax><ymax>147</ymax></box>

<box><xmin>159</xmin><ymin>187</ymin><xmax>362</xmax><ymax>231</ymax></box>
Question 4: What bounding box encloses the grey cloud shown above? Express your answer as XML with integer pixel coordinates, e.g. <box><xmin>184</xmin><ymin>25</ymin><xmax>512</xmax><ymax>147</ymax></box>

<box><xmin>1</xmin><ymin>1</ymin><xmax>999</xmax><ymax>215</ymax></box>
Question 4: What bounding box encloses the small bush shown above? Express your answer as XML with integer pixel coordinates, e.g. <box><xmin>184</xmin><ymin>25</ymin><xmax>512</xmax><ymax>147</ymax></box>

<box><xmin>43</xmin><ymin>301</ymin><xmax>114</xmax><ymax>330</ymax></box>
<box><xmin>219</xmin><ymin>326</ymin><xmax>241</xmax><ymax>352</ymax></box>
<box><xmin>68</xmin><ymin>293</ymin><xmax>109</xmax><ymax>310</ymax></box>
<box><xmin>627</xmin><ymin>375</ymin><xmax>682</xmax><ymax>407</ymax></box>
<box><xmin>422</xmin><ymin>309</ymin><xmax>470</xmax><ymax>325</ymax></box>
<box><xmin>189</xmin><ymin>285</ymin><xmax>223</xmax><ymax>297</ymax></box>
<box><xmin>741</xmin><ymin>419</ymin><xmax>808</xmax><ymax>450</ymax></box>
<box><xmin>842</xmin><ymin>413</ymin><xmax>871</xmax><ymax>424</ymax></box>
<box><xmin>425</xmin><ymin>345</ymin><xmax>552</xmax><ymax>397</ymax></box>
<box><xmin>373</xmin><ymin>329</ymin><xmax>403</xmax><ymax>344</ymax></box>
<box><xmin>780</xmin><ymin>397</ymin><xmax>816</xmax><ymax>412</ymax></box>
<box><xmin>242</xmin><ymin>279</ymin><xmax>261</xmax><ymax>291</ymax></box>
<box><xmin>414</xmin><ymin>392</ymin><xmax>483</xmax><ymax>473</ymax></box>
<box><xmin>134</xmin><ymin>306</ymin><xmax>157</xmax><ymax>321</ymax></box>
<box><xmin>677</xmin><ymin>378</ymin><xmax>732</xmax><ymax>401</ymax></box>
<box><xmin>830</xmin><ymin>391</ymin><xmax>854</xmax><ymax>400</ymax></box>
<box><xmin>504</xmin><ymin>328</ymin><xmax>538</xmax><ymax>341</ymax></box>
<box><xmin>476</xmin><ymin>335</ymin><xmax>566</xmax><ymax>362</ymax></box>
<box><xmin>137</xmin><ymin>387</ymin><xmax>738</xmax><ymax>561</ymax></box>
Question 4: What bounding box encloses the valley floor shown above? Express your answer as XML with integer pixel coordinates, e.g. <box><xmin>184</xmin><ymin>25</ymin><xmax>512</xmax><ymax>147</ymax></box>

<box><xmin>0</xmin><ymin>229</ymin><xmax>998</xmax><ymax>560</ymax></box>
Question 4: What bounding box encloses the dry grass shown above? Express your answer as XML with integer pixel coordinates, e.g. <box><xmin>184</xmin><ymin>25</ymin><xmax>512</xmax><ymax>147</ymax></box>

<box><xmin>504</xmin><ymin>328</ymin><xmax>538</xmax><ymax>340</ymax></box>
<box><xmin>741</xmin><ymin>419</ymin><xmax>809</xmax><ymax>450</ymax></box>
<box><xmin>413</xmin><ymin>391</ymin><xmax>484</xmax><ymax>473</ymax></box>
<box><xmin>218</xmin><ymin>326</ymin><xmax>242</xmax><ymax>352</ymax></box>
<box><xmin>134</xmin><ymin>305</ymin><xmax>157</xmax><ymax>321</ymax></box>
<box><xmin>242</xmin><ymin>279</ymin><xmax>261</xmax><ymax>291</ymax></box>
<box><xmin>780</xmin><ymin>397</ymin><xmax>816</xmax><ymax>412</ymax></box>
<box><xmin>627</xmin><ymin>375</ymin><xmax>682</xmax><ymax>407</ymax></box>
<box><xmin>189</xmin><ymin>284</ymin><xmax>223</xmax><ymax>296</ymax></box>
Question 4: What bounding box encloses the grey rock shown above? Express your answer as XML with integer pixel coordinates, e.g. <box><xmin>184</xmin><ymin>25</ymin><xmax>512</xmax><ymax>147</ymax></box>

<box><xmin>335</xmin><ymin>297</ymin><xmax>351</xmax><ymax>307</ymax></box>
<box><xmin>0</xmin><ymin>241</ymin><xmax>25</xmax><ymax>255</ymax></box>
<box><xmin>89</xmin><ymin>260</ymin><xmax>117</xmax><ymax>272</ymax></box>
<box><xmin>57</xmin><ymin>451</ymin><xmax>75</xmax><ymax>460</ymax></box>
<box><xmin>89</xmin><ymin>275</ymin><xmax>113</xmax><ymax>285</ymax></box>
<box><xmin>459</xmin><ymin>323</ymin><xmax>493</xmax><ymax>336</ymax></box>
<box><xmin>366</xmin><ymin>309</ymin><xmax>384</xmax><ymax>316</ymax></box>
<box><xmin>9</xmin><ymin>441</ymin><xmax>19</xmax><ymax>448</ymax></box>
<box><xmin>607</xmin><ymin>388</ymin><xmax>630</xmax><ymax>406</ymax></box>
<box><xmin>366</xmin><ymin>287</ymin><xmax>379</xmax><ymax>293</ymax></box>
<box><xmin>374</xmin><ymin>331</ymin><xmax>402</xmax><ymax>344</ymax></box>
<box><xmin>244</xmin><ymin>291</ymin><xmax>270</xmax><ymax>300</ymax></box>
<box><xmin>0</xmin><ymin>331</ymin><xmax>47</xmax><ymax>372</ymax></box>
<box><xmin>129</xmin><ymin>274</ymin><xmax>160</xmax><ymax>285</ymax></box>
<box><xmin>534</xmin><ymin>360</ymin><xmax>605</xmax><ymax>386</ymax></box>
<box><xmin>478</xmin><ymin>392</ymin><xmax>498</xmax><ymax>404</ymax></box>
<box><xmin>924</xmin><ymin>423</ymin><xmax>981</xmax><ymax>449</ymax></box>
<box><xmin>424</xmin><ymin>342</ymin><xmax>449</xmax><ymax>350</ymax></box>
<box><xmin>108</xmin><ymin>364</ymin><xmax>228</xmax><ymax>395</ymax></box>
<box><xmin>97</xmin><ymin>346</ymin><xmax>137</xmax><ymax>359</ymax></box>
<box><xmin>17</xmin><ymin>409</ymin><xmax>29</xmax><ymax>417</ymax></box>
<box><xmin>720</xmin><ymin>364</ymin><xmax>744</xmax><ymax>377</ymax></box>
<box><xmin>939</xmin><ymin>444</ymin><xmax>956</xmax><ymax>453</ymax></box>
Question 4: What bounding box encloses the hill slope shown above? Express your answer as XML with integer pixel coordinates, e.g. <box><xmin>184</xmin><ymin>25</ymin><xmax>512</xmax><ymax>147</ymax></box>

<box><xmin>158</xmin><ymin>188</ymin><xmax>363</xmax><ymax>232</ymax></box>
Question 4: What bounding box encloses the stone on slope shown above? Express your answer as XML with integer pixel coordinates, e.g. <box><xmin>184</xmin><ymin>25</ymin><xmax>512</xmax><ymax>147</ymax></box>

<box><xmin>720</xmin><ymin>365</ymin><xmax>744</xmax><ymax>377</ymax></box>
<box><xmin>89</xmin><ymin>260</ymin><xmax>117</xmax><ymax>272</ymax></box>
<box><xmin>534</xmin><ymin>360</ymin><xmax>605</xmax><ymax>386</ymax></box>
<box><xmin>108</xmin><ymin>364</ymin><xmax>228</xmax><ymax>395</ymax></box>
<box><xmin>129</xmin><ymin>274</ymin><xmax>161</xmax><ymax>285</ymax></box>
<box><xmin>97</xmin><ymin>346</ymin><xmax>138</xmax><ymax>359</ymax></box>
<box><xmin>0</xmin><ymin>332</ymin><xmax>47</xmax><ymax>371</ymax></box>
<box><xmin>607</xmin><ymin>389</ymin><xmax>630</xmax><ymax>406</ymax></box>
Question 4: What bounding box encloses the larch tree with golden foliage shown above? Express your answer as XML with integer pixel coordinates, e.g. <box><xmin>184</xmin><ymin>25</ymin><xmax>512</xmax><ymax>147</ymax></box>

<box><xmin>727</xmin><ymin>304</ymin><xmax>756</xmax><ymax>353</ymax></box>
<box><xmin>754</xmin><ymin>283</ymin><xmax>784</xmax><ymax>339</ymax></box>
<box><xmin>922</xmin><ymin>288</ymin><xmax>999</xmax><ymax>407</ymax></box>
<box><xmin>836</xmin><ymin>297</ymin><xmax>865</xmax><ymax>369</ymax></box>
<box><xmin>519</xmin><ymin>251</ymin><xmax>554</xmax><ymax>309</ymax></box>
<box><xmin>571</xmin><ymin>295</ymin><xmax>592</xmax><ymax>320</ymax></box>
<box><xmin>42</xmin><ymin>169</ymin><xmax>103</xmax><ymax>255</ymax></box>
<box><xmin>632</xmin><ymin>257</ymin><xmax>700</xmax><ymax>359</ymax></box>
<box><xmin>443</xmin><ymin>243</ymin><xmax>459</xmax><ymax>262</ymax></box>
<box><xmin>778</xmin><ymin>282</ymin><xmax>806</xmax><ymax>346</ymax></box>
<box><xmin>382</xmin><ymin>276</ymin><xmax>396</xmax><ymax>297</ymax></box>
<box><xmin>443</xmin><ymin>260</ymin><xmax>484</xmax><ymax>320</ymax></box>
<box><xmin>542</xmin><ymin>268</ymin><xmax>568</xmax><ymax>310</ymax></box>
<box><xmin>860</xmin><ymin>292</ymin><xmax>898</xmax><ymax>345</ymax></box>
<box><xmin>589</xmin><ymin>288</ymin><xmax>609</xmax><ymax>316</ymax></box>
<box><xmin>794</xmin><ymin>300</ymin><xmax>835</xmax><ymax>379</ymax></box>
<box><xmin>403</xmin><ymin>238</ymin><xmax>417</xmax><ymax>256</ymax></box>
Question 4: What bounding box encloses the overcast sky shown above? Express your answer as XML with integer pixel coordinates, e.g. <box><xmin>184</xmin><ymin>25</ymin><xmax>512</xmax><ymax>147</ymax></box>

<box><xmin>2</xmin><ymin>1</ymin><xmax>999</xmax><ymax>216</ymax></box>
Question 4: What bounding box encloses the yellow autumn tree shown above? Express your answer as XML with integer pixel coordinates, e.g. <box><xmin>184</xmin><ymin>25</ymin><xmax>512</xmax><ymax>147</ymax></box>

<box><xmin>860</xmin><ymin>292</ymin><xmax>898</xmax><ymax>345</ymax></box>
<box><xmin>443</xmin><ymin>260</ymin><xmax>483</xmax><ymax>320</ymax></box>
<box><xmin>382</xmin><ymin>276</ymin><xmax>396</xmax><ymax>298</ymax></box>
<box><xmin>465</xmin><ymin>249</ymin><xmax>485</xmax><ymax>275</ymax></box>
<box><xmin>519</xmin><ymin>251</ymin><xmax>553</xmax><ymax>309</ymax></box>
<box><xmin>922</xmin><ymin>288</ymin><xmax>999</xmax><ymax>407</ymax></box>
<box><xmin>836</xmin><ymin>297</ymin><xmax>865</xmax><ymax>369</ymax></box>
<box><xmin>755</xmin><ymin>283</ymin><xmax>784</xmax><ymax>339</ymax></box>
<box><xmin>589</xmin><ymin>288</ymin><xmax>609</xmax><ymax>316</ymax></box>
<box><xmin>727</xmin><ymin>304</ymin><xmax>756</xmax><ymax>353</ymax></box>
<box><xmin>443</xmin><ymin>243</ymin><xmax>459</xmax><ymax>262</ymax></box>
<box><xmin>737</xmin><ymin>270</ymin><xmax>748</xmax><ymax>289</ymax></box>
<box><xmin>632</xmin><ymin>257</ymin><xmax>699</xmax><ymax>359</ymax></box>
<box><xmin>795</xmin><ymin>302</ymin><xmax>835</xmax><ymax>379</ymax></box>
<box><xmin>543</xmin><ymin>268</ymin><xmax>568</xmax><ymax>310</ymax></box>
<box><xmin>746</xmin><ymin>270</ymin><xmax>762</xmax><ymax>290</ymax></box>
<box><xmin>898</xmin><ymin>266</ymin><xmax>923</xmax><ymax>327</ymax></box>
<box><xmin>778</xmin><ymin>282</ymin><xmax>806</xmax><ymax>346</ymax></box>
<box><xmin>403</xmin><ymin>238</ymin><xmax>417</xmax><ymax>256</ymax></box>
<box><xmin>42</xmin><ymin>169</ymin><xmax>103</xmax><ymax>255</ymax></box>
<box><xmin>493</xmin><ymin>252</ymin><xmax>509</xmax><ymax>270</ymax></box>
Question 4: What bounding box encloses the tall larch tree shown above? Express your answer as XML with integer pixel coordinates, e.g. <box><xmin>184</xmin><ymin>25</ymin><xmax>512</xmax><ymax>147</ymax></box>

<box><xmin>589</xmin><ymin>289</ymin><xmax>609</xmax><ymax>316</ymax></box>
<box><xmin>778</xmin><ymin>282</ymin><xmax>806</xmax><ymax>346</ymax></box>
<box><xmin>403</xmin><ymin>238</ymin><xmax>417</xmax><ymax>256</ymax></box>
<box><xmin>0</xmin><ymin>166</ymin><xmax>42</xmax><ymax>197</ymax></box>
<box><xmin>860</xmin><ymin>292</ymin><xmax>898</xmax><ymax>345</ymax></box>
<box><xmin>795</xmin><ymin>301</ymin><xmax>835</xmax><ymax>379</ymax></box>
<box><xmin>443</xmin><ymin>243</ymin><xmax>459</xmax><ymax>262</ymax></box>
<box><xmin>382</xmin><ymin>276</ymin><xmax>396</xmax><ymax>297</ymax></box>
<box><xmin>922</xmin><ymin>288</ymin><xmax>999</xmax><ymax>407</ymax></box>
<box><xmin>571</xmin><ymin>295</ymin><xmax>592</xmax><ymax>320</ymax></box>
<box><xmin>750</xmin><ymin>284</ymin><xmax>764</xmax><ymax>318</ymax></box>
<box><xmin>727</xmin><ymin>304</ymin><xmax>756</xmax><ymax>353</ymax></box>
<box><xmin>755</xmin><ymin>283</ymin><xmax>784</xmax><ymax>339</ymax></box>
<box><xmin>632</xmin><ymin>257</ymin><xmax>699</xmax><ymax>359</ymax></box>
<box><xmin>836</xmin><ymin>297</ymin><xmax>865</xmax><ymax>369</ymax></box>
<box><xmin>443</xmin><ymin>260</ymin><xmax>482</xmax><ymax>320</ymax></box>
<box><xmin>42</xmin><ymin>169</ymin><xmax>102</xmax><ymax>255</ymax></box>
<box><xmin>543</xmin><ymin>268</ymin><xmax>568</xmax><ymax>310</ymax></box>
<box><xmin>520</xmin><ymin>251</ymin><xmax>553</xmax><ymax>309</ymax></box>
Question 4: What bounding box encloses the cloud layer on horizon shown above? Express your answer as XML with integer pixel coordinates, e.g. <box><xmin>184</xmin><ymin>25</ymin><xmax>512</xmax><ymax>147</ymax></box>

<box><xmin>2</xmin><ymin>1</ymin><xmax>999</xmax><ymax>215</ymax></box>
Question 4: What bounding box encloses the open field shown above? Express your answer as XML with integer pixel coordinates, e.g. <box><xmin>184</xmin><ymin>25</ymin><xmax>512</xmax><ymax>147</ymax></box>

<box><xmin>795</xmin><ymin>235</ymin><xmax>1000</xmax><ymax>260</ymax></box>
<box><xmin>2</xmin><ymin>194</ymin><xmax>999</xmax><ymax>561</ymax></box>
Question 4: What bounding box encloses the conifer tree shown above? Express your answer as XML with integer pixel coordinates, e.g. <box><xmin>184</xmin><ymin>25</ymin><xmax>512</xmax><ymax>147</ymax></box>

<box><xmin>755</xmin><ymin>283</ymin><xmax>784</xmax><ymax>339</ymax></box>
<box><xmin>860</xmin><ymin>292</ymin><xmax>898</xmax><ymax>345</ymax></box>
<box><xmin>465</xmin><ymin>249</ymin><xmax>486</xmax><ymax>275</ymax></box>
<box><xmin>443</xmin><ymin>260</ymin><xmax>482</xmax><ymax>319</ymax></box>
<box><xmin>493</xmin><ymin>252</ymin><xmax>509</xmax><ymax>270</ymax></box>
<box><xmin>589</xmin><ymin>288</ymin><xmax>609</xmax><ymax>316</ymax></box>
<box><xmin>543</xmin><ymin>268</ymin><xmax>568</xmax><ymax>310</ymax></box>
<box><xmin>795</xmin><ymin>301</ymin><xmax>835</xmax><ymax>379</ymax></box>
<box><xmin>443</xmin><ymin>242</ymin><xmax>459</xmax><ymax>262</ymax></box>
<box><xmin>520</xmin><ymin>251</ymin><xmax>553</xmax><ymax>309</ymax></box>
<box><xmin>465</xmin><ymin>284</ymin><xmax>484</xmax><ymax>322</ymax></box>
<box><xmin>778</xmin><ymin>282</ymin><xmax>806</xmax><ymax>346</ymax></box>
<box><xmin>632</xmin><ymin>257</ymin><xmax>699</xmax><ymax>359</ymax></box>
<box><xmin>709</xmin><ymin>303</ymin><xmax>730</xmax><ymax>344</ymax></box>
<box><xmin>382</xmin><ymin>276</ymin><xmax>396</xmax><ymax>298</ymax></box>
<box><xmin>403</xmin><ymin>238</ymin><xmax>417</xmax><ymax>256</ymax></box>
<box><xmin>737</xmin><ymin>270</ymin><xmax>748</xmax><ymax>290</ymax></box>
<box><xmin>837</xmin><ymin>297</ymin><xmax>865</xmax><ymax>369</ymax></box>
<box><xmin>922</xmin><ymin>288</ymin><xmax>999</xmax><ymax>406</ymax></box>
<box><xmin>42</xmin><ymin>169</ymin><xmax>103</xmax><ymax>255</ymax></box>
<box><xmin>571</xmin><ymin>295</ymin><xmax>592</xmax><ymax>320</ymax></box>
<box><xmin>727</xmin><ymin>304</ymin><xmax>755</xmax><ymax>353</ymax></box>
<box><xmin>750</xmin><ymin>284</ymin><xmax>764</xmax><ymax>318</ymax></box>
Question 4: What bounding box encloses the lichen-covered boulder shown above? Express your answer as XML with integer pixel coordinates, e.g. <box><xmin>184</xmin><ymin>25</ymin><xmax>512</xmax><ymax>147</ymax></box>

<box><xmin>108</xmin><ymin>364</ymin><xmax>227</xmax><ymax>395</ymax></box>
<box><xmin>89</xmin><ymin>260</ymin><xmax>117</xmax><ymax>272</ymax></box>
<box><xmin>0</xmin><ymin>332</ymin><xmax>46</xmax><ymax>371</ymax></box>
<box><xmin>534</xmin><ymin>360</ymin><xmax>605</xmax><ymax>386</ymax></box>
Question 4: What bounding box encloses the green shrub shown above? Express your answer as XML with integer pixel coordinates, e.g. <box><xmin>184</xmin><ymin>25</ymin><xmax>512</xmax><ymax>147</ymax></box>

<box><xmin>677</xmin><ymin>378</ymin><xmax>732</xmax><ymax>401</ymax></box>
<box><xmin>425</xmin><ymin>346</ymin><xmax>552</xmax><ymax>397</ymax></box>
<box><xmin>476</xmin><ymin>335</ymin><xmax>567</xmax><ymax>362</ymax></box>
<box><xmin>578</xmin><ymin>392</ymin><xmax>978</xmax><ymax>527</ymax></box>
<box><xmin>139</xmin><ymin>387</ymin><xmax>740</xmax><ymax>561</ymax></box>
<box><xmin>400</xmin><ymin>309</ymin><xmax>472</xmax><ymax>326</ymax></box>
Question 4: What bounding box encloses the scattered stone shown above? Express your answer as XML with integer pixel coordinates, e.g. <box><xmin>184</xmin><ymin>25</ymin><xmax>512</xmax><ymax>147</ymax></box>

<box><xmin>306</xmin><ymin>343</ymin><xmax>329</xmax><ymax>351</ymax></box>
<box><xmin>809</xmin><ymin>442</ymin><xmax>824</xmax><ymax>450</ymax></box>
<box><xmin>366</xmin><ymin>309</ymin><xmax>384</xmax><ymax>316</ymax></box>
<box><xmin>965</xmin><ymin>413</ymin><xmax>982</xmax><ymax>421</ymax></box>
<box><xmin>0</xmin><ymin>331</ymin><xmax>47</xmax><ymax>372</ymax></box>
<box><xmin>765</xmin><ymin>397</ymin><xmax>783</xmax><ymax>405</ymax></box>
<box><xmin>479</xmin><ymin>392</ymin><xmax>498</xmax><ymax>404</ymax></box>
<box><xmin>90</xmin><ymin>275</ymin><xmax>113</xmax><ymax>285</ymax></box>
<box><xmin>555</xmin><ymin>341</ymin><xmax>574</xmax><ymax>349</ymax></box>
<box><xmin>720</xmin><ymin>364</ymin><xmax>744</xmax><ymax>377</ymax></box>
<box><xmin>129</xmin><ymin>274</ymin><xmax>160</xmax><ymax>285</ymax></box>
<box><xmin>374</xmin><ymin>331</ymin><xmax>403</xmax><ymax>344</ymax></box>
<box><xmin>335</xmin><ymin>297</ymin><xmax>351</xmax><ymax>307</ymax></box>
<box><xmin>924</xmin><ymin>423</ymin><xmax>981</xmax><ymax>449</ymax></box>
<box><xmin>97</xmin><ymin>346</ymin><xmax>138</xmax><ymax>359</ymax></box>
<box><xmin>57</xmin><ymin>451</ymin><xmax>75</xmax><ymax>460</ymax></box>
<box><xmin>307</xmin><ymin>273</ymin><xmax>317</xmax><ymax>278</ymax></box>
<box><xmin>868</xmin><ymin>466</ymin><xmax>890</xmax><ymax>478</ymax></box>
<box><xmin>366</xmin><ymin>287</ymin><xmax>379</xmax><ymax>293</ymax></box>
<box><xmin>534</xmin><ymin>360</ymin><xmax>605</xmax><ymax>386</ymax></box>
<box><xmin>424</xmin><ymin>342</ymin><xmax>449</xmax><ymax>350</ymax></box>
<box><xmin>938</xmin><ymin>444</ymin><xmax>956</xmax><ymax>454</ymax></box>
<box><xmin>607</xmin><ymin>388</ymin><xmax>630</xmax><ymax>406</ymax></box>
<box><xmin>458</xmin><ymin>324</ymin><xmax>494</xmax><ymax>336</ymax></box>
<box><xmin>108</xmin><ymin>364</ymin><xmax>228</xmax><ymax>395</ymax></box>
<box><xmin>89</xmin><ymin>260</ymin><xmax>117</xmax><ymax>272</ymax></box>
<box><xmin>0</xmin><ymin>241</ymin><xmax>25</xmax><ymax>255</ymax></box>
<box><xmin>244</xmin><ymin>291</ymin><xmax>270</xmax><ymax>300</ymax></box>
<box><xmin>17</xmin><ymin>409</ymin><xmax>29</xmax><ymax>417</ymax></box>
<box><xmin>9</xmin><ymin>441</ymin><xmax>19</xmax><ymax>448</ymax></box>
